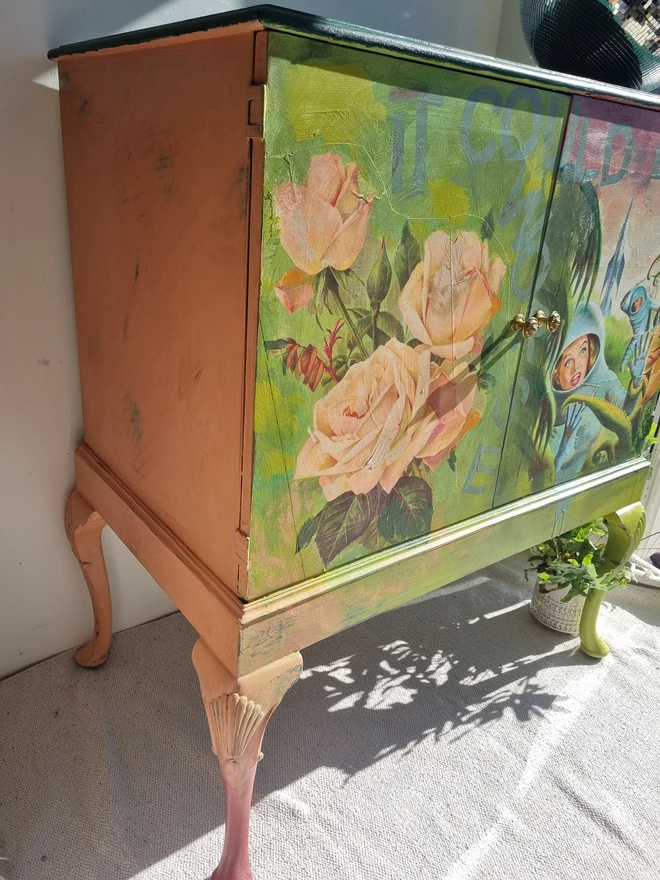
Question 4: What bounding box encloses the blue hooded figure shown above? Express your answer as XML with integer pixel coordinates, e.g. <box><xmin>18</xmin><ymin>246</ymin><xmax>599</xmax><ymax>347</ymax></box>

<box><xmin>549</xmin><ymin>302</ymin><xmax>627</xmax><ymax>480</ymax></box>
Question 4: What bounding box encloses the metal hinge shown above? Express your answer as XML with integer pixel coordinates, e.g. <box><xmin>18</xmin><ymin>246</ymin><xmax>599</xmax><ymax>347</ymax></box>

<box><xmin>246</xmin><ymin>84</ymin><xmax>265</xmax><ymax>138</ymax></box>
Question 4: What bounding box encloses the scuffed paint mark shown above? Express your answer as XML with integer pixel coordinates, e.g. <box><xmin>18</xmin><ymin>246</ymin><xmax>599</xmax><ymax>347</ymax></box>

<box><xmin>124</xmin><ymin>394</ymin><xmax>143</xmax><ymax>443</ymax></box>
<box><xmin>37</xmin><ymin>357</ymin><xmax>50</xmax><ymax>366</ymax></box>
<box><xmin>231</xmin><ymin>162</ymin><xmax>249</xmax><ymax>220</ymax></box>
<box><xmin>78</xmin><ymin>97</ymin><xmax>88</xmax><ymax>116</ymax></box>
<box><xmin>134</xmin><ymin>259</ymin><xmax>140</xmax><ymax>282</ymax></box>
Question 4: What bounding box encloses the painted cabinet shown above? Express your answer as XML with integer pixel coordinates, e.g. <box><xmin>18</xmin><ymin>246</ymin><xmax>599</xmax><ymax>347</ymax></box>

<box><xmin>50</xmin><ymin>8</ymin><xmax>656</xmax><ymax>880</ymax></box>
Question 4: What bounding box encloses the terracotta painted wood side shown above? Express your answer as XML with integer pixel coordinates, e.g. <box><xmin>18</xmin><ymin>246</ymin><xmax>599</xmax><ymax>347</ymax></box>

<box><xmin>236</xmin><ymin>458</ymin><xmax>648</xmax><ymax>676</ymax></box>
<box><xmin>58</xmin><ymin>33</ymin><xmax>256</xmax><ymax>594</ymax></box>
<box><xmin>238</xmin><ymin>31</ymin><xmax>269</xmax><ymax>572</ymax></box>
<box><xmin>74</xmin><ymin>445</ymin><xmax>243</xmax><ymax>677</ymax></box>
<box><xmin>65</xmin><ymin>489</ymin><xmax>112</xmax><ymax>667</ymax></box>
<box><xmin>53</xmin><ymin>20</ymin><xmax>262</xmax><ymax>61</ymax></box>
<box><xmin>192</xmin><ymin>640</ymin><xmax>302</xmax><ymax>880</ymax></box>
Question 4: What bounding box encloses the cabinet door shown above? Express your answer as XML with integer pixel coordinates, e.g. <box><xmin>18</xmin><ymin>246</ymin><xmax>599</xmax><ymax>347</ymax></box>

<box><xmin>247</xmin><ymin>32</ymin><xmax>568</xmax><ymax>596</ymax></box>
<box><xmin>495</xmin><ymin>96</ymin><xmax>660</xmax><ymax>509</ymax></box>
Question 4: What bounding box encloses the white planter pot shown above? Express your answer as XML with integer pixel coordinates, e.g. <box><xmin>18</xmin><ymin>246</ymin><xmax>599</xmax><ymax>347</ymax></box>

<box><xmin>529</xmin><ymin>579</ymin><xmax>586</xmax><ymax>635</ymax></box>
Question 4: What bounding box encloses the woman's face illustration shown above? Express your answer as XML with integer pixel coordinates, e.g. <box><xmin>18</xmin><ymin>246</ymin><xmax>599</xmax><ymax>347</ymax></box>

<box><xmin>554</xmin><ymin>334</ymin><xmax>590</xmax><ymax>390</ymax></box>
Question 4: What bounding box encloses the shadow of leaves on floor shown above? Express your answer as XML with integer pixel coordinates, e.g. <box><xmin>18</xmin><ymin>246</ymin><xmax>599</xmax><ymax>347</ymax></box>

<box><xmin>259</xmin><ymin>561</ymin><xmax>588</xmax><ymax>788</ymax></box>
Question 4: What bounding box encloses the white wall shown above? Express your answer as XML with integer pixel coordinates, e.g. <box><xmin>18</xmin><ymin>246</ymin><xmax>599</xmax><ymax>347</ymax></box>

<box><xmin>497</xmin><ymin>0</ymin><xmax>535</xmax><ymax>65</ymax></box>
<box><xmin>0</xmin><ymin>0</ymin><xmax>509</xmax><ymax>679</ymax></box>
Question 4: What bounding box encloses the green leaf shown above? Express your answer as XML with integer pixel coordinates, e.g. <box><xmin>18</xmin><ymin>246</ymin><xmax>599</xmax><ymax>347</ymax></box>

<box><xmin>347</xmin><ymin>308</ymin><xmax>405</xmax><ymax>349</ymax></box>
<box><xmin>395</xmin><ymin>222</ymin><xmax>421</xmax><ymax>291</ymax></box>
<box><xmin>335</xmin><ymin>268</ymin><xmax>350</xmax><ymax>292</ymax></box>
<box><xmin>379</xmin><ymin>476</ymin><xmax>433</xmax><ymax>545</ymax></box>
<box><xmin>315</xmin><ymin>486</ymin><xmax>387</xmax><ymax>566</ymax></box>
<box><xmin>367</xmin><ymin>240</ymin><xmax>392</xmax><ymax>306</ymax></box>
<box><xmin>360</xmin><ymin>516</ymin><xmax>387</xmax><ymax>552</ymax></box>
<box><xmin>377</xmin><ymin>311</ymin><xmax>405</xmax><ymax>343</ymax></box>
<box><xmin>265</xmin><ymin>338</ymin><xmax>287</xmax><ymax>351</ymax></box>
<box><xmin>295</xmin><ymin>514</ymin><xmax>320</xmax><ymax>554</ymax></box>
<box><xmin>481</xmin><ymin>208</ymin><xmax>495</xmax><ymax>241</ymax></box>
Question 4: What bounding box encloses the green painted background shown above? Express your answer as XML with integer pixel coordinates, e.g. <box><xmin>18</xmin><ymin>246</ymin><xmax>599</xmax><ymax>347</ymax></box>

<box><xmin>247</xmin><ymin>33</ymin><xmax>569</xmax><ymax>594</ymax></box>
<box><xmin>497</xmin><ymin>95</ymin><xmax>660</xmax><ymax>508</ymax></box>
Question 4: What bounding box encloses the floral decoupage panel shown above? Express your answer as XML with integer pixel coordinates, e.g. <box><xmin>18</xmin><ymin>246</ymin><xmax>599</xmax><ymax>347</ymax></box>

<box><xmin>495</xmin><ymin>96</ymin><xmax>660</xmax><ymax>508</ymax></box>
<box><xmin>248</xmin><ymin>32</ymin><xmax>569</xmax><ymax>593</ymax></box>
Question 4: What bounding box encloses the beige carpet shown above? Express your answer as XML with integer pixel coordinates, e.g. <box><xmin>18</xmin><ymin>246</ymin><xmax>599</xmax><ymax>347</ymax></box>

<box><xmin>1</xmin><ymin>554</ymin><xmax>660</xmax><ymax>880</ymax></box>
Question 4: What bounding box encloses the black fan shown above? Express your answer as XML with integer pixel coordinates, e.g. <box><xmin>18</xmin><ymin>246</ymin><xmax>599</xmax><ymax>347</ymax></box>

<box><xmin>520</xmin><ymin>0</ymin><xmax>660</xmax><ymax>92</ymax></box>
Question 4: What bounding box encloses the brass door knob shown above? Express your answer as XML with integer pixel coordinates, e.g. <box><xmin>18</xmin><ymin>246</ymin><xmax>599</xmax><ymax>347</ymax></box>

<box><xmin>511</xmin><ymin>313</ymin><xmax>539</xmax><ymax>337</ymax></box>
<box><xmin>534</xmin><ymin>310</ymin><xmax>561</xmax><ymax>332</ymax></box>
<box><xmin>511</xmin><ymin>310</ymin><xmax>561</xmax><ymax>337</ymax></box>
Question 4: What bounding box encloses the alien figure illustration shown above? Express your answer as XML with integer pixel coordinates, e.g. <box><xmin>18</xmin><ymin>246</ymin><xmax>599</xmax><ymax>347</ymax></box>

<box><xmin>620</xmin><ymin>257</ymin><xmax>660</xmax><ymax>403</ymax></box>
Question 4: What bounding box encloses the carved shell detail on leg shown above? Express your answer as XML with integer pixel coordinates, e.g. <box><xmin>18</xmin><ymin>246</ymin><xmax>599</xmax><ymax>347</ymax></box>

<box><xmin>207</xmin><ymin>693</ymin><xmax>265</xmax><ymax>760</ymax></box>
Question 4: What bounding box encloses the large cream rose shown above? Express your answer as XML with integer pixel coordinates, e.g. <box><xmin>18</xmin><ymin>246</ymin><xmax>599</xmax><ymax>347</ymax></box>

<box><xmin>274</xmin><ymin>153</ymin><xmax>374</xmax><ymax>276</ymax></box>
<box><xmin>295</xmin><ymin>338</ymin><xmax>480</xmax><ymax>501</ymax></box>
<box><xmin>399</xmin><ymin>230</ymin><xmax>505</xmax><ymax>360</ymax></box>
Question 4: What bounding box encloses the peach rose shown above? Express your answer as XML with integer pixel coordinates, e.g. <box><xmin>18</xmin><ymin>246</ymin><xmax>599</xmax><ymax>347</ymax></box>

<box><xmin>274</xmin><ymin>153</ymin><xmax>374</xmax><ymax>276</ymax></box>
<box><xmin>399</xmin><ymin>230</ymin><xmax>505</xmax><ymax>360</ymax></box>
<box><xmin>295</xmin><ymin>338</ymin><xmax>480</xmax><ymax>501</ymax></box>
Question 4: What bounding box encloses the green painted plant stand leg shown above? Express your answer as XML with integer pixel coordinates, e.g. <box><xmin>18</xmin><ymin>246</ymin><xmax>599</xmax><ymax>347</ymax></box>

<box><xmin>579</xmin><ymin>588</ymin><xmax>609</xmax><ymax>658</ymax></box>
<box><xmin>579</xmin><ymin>502</ymin><xmax>646</xmax><ymax>659</ymax></box>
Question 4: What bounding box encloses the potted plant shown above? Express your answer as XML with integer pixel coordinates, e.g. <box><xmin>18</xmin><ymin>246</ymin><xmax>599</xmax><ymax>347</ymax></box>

<box><xmin>527</xmin><ymin>519</ymin><xmax>631</xmax><ymax>636</ymax></box>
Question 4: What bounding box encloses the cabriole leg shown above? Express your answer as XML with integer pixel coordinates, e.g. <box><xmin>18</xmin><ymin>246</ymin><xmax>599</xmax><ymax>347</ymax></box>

<box><xmin>65</xmin><ymin>489</ymin><xmax>112</xmax><ymax>667</ymax></box>
<box><xmin>192</xmin><ymin>641</ymin><xmax>303</xmax><ymax>880</ymax></box>
<box><xmin>580</xmin><ymin>501</ymin><xmax>646</xmax><ymax>658</ymax></box>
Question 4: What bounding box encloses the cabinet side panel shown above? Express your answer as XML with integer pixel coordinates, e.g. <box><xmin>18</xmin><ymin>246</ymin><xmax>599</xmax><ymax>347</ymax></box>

<box><xmin>496</xmin><ymin>96</ymin><xmax>660</xmax><ymax>507</ymax></box>
<box><xmin>59</xmin><ymin>34</ymin><xmax>255</xmax><ymax>591</ymax></box>
<box><xmin>247</xmin><ymin>32</ymin><xmax>568</xmax><ymax>597</ymax></box>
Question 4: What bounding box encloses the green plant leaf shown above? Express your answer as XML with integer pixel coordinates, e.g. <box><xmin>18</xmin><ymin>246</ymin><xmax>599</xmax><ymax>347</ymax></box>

<box><xmin>395</xmin><ymin>221</ymin><xmax>421</xmax><ymax>291</ymax></box>
<box><xmin>315</xmin><ymin>486</ymin><xmax>387</xmax><ymax>566</ymax></box>
<box><xmin>367</xmin><ymin>239</ymin><xmax>392</xmax><ymax>306</ymax></box>
<box><xmin>481</xmin><ymin>208</ymin><xmax>495</xmax><ymax>241</ymax></box>
<box><xmin>378</xmin><ymin>311</ymin><xmax>405</xmax><ymax>342</ymax></box>
<box><xmin>379</xmin><ymin>476</ymin><xmax>433</xmax><ymax>545</ymax></box>
<box><xmin>347</xmin><ymin>308</ymin><xmax>405</xmax><ymax>349</ymax></box>
<box><xmin>295</xmin><ymin>514</ymin><xmax>320</xmax><ymax>554</ymax></box>
<box><xmin>264</xmin><ymin>338</ymin><xmax>288</xmax><ymax>351</ymax></box>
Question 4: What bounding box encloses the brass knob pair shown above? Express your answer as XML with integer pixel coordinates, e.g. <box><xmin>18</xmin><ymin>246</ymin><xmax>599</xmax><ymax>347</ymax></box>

<box><xmin>511</xmin><ymin>310</ymin><xmax>561</xmax><ymax>338</ymax></box>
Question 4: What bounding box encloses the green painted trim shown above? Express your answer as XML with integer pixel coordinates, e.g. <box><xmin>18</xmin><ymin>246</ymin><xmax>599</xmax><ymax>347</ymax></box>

<box><xmin>48</xmin><ymin>5</ymin><xmax>660</xmax><ymax>111</ymax></box>
<box><xmin>579</xmin><ymin>501</ymin><xmax>646</xmax><ymax>658</ymax></box>
<box><xmin>579</xmin><ymin>589</ymin><xmax>610</xmax><ymax>658</ymax></box>
<box><xmin>236</xmin><ymin>457</ymin><xmax>648</xmax><ymax>675</ymax></box>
